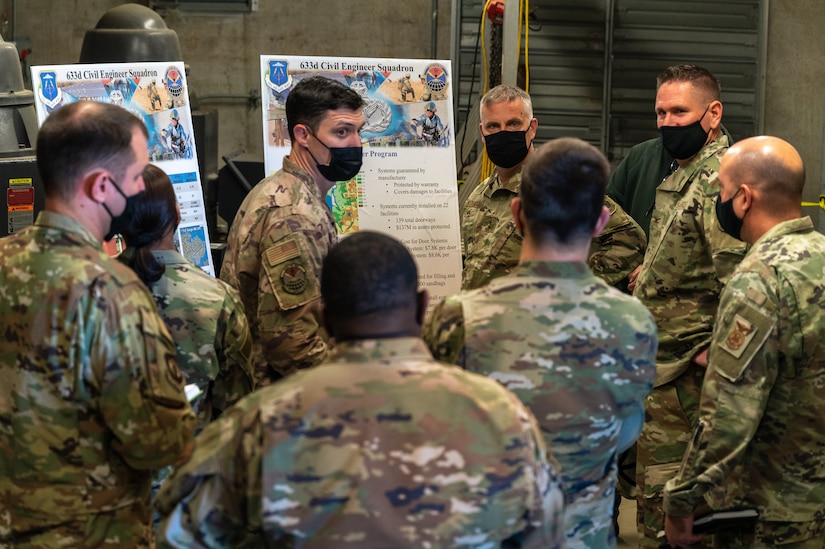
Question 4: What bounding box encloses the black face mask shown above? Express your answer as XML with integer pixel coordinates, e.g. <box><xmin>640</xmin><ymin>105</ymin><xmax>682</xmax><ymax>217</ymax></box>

<box><xmin>306</xmin><ymin>131</ymin><xmax>363</xmax><ymax>182</ymax></box>
<box><xmin>102</xmin><ymin>177</ymin><xmax>144</xmax><ymax>241</ymax></box>
<box><xmin>715</xmin><ymin>188</ymin><xmax>744</xmax><ymax>241</ymax></box>
<box><xmin>484</xmin><ymin>129</ymin><xmax>531</xmax><ymax>169</ymax></box>
<box><xmin>659</xmin><ymin>105</ymin><xmax>710</xmax><ymax>160</ymax></box>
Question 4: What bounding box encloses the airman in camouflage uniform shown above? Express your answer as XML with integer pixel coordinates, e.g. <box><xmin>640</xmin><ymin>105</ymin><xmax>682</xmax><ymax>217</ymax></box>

<box><xmin>220</xmin><ymin>76</ymin><xmax>364</xmax><ymax>386</ymax></box>
<box><xmin>120</xmin><ymin>165</ymin><xmax>254</xmax><ymax>431</ymax></box>
<box><xmin>631</xmin><ymin>65</ymin><xmax>748</xmax><ymax>548</ymax></box>
<box><xmin>461</xmin><ymin>85</ymin><xmax>537</xmax><ymax>290</ymax></box>
<box><xmin>664</xmin><ymin>137</ymin><xmax>825</xmax><ymax>548</ymax></box>
<box><xmin>426</xmin><ymin>138</ymin><xmax>658</xmax><ymax>548</ymax></box>
<box><xmin>158</xmin><ymin>231</ymin><xmax>566</xmax><ymax>548</ymax></box>
<box><xmin>463</xmin><ymin>86</ymin><xmax>645</xmax><ymax>291</ymax></box>
<box><xmin>0</xmin><ymin>101</ymin><xmax>195</xmax><ymax>548</ymax></box>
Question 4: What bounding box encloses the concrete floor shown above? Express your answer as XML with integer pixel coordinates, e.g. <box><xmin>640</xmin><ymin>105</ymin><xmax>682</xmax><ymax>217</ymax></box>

<box><xmin>617</xmin><ymin>496</ymin><xmax>642</xmax><ymax>548</ymax></box>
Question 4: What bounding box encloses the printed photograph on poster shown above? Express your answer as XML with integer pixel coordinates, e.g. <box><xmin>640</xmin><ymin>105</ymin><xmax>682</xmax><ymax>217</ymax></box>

<box><xmin>31</xmin><ymin>62</ymin><xmax>215</xmax><ymax>276</ymax></box>
<box><xmin>260</xmin><ymin>56</ymin><xmax>463</xmax><ymax>307</ymax></box>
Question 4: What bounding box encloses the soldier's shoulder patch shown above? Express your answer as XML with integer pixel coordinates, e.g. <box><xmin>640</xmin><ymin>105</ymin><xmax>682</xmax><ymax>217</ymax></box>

<box><xmin>262</xmin><ymin>236</ymin><xmax>321</xmax><ymax>311</ymax></box>
<box><xmin>719</xmin><ymin>313</ymin><xmax>757</xmax><ymax>359</ymax></box>
<box><xmin>265</xmin><ymin>237</ymin><xmax>301</xmax><ymax>267</ymax></box>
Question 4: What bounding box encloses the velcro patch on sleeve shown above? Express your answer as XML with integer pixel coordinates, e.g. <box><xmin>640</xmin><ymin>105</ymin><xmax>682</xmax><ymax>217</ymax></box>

<box><xmin>265</xmin><ymin>237</ymin><xmax>300</xmax><ymax>267</ymax></box>
<box><xmin>719</xmin><ymin>314</ymin><xmax>757</xmax><ymax>359</ymax></box>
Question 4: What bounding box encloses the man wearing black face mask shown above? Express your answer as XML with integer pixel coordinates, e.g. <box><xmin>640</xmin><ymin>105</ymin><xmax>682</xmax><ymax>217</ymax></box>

<box><xmin>0</xmin><ymin>100</ymin><xmax>195</xmax><ymax>547</ymax></box>
<box><xmin>461</xmin><ymin>85</ymin><xmax>537</xmax><ymax>290</ymax></box>
<box><xmin>221</xmin><ymin>76</ymin><xmax>364</xmax><ymax>387</ymax></box>
<box><xmin>631</xmin><ymin>64</ymin><xmax>748</xmax><ymax>549</ymax></box>
<box><xmin>664</xmin><ymin>137</ymin><xmax>825</xmax><ymax>549</ymax></box>
<box><xmin>462</xmin><ymin>84</ymin><xmax>646</xmax><ymax>292</ymax></box>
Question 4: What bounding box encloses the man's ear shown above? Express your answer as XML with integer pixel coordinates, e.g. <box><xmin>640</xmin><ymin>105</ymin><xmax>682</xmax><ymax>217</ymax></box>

<box><xmin>592</xmin><ymin>205</ymin><xmax>611</xmax><ymax>237</ymax></box>
<box><xmin>510</xmin><ymin>197</ymin><xmax>525</xmax><ymax>234</ymax></box>
<box><xmin>708</xmin><ymin>100</ymin><xmax>723</xmax><ymax>131</ymax></box>
<box><xmin>416</xmin><ymin>289</ymin><xmax>429</xmax><ymax>327</ymax></box>
<box><xmin>293</xmin><ymin>123</ymin><xmax>311</xmax><ymax>149</ymax></box>
<box><xmin>478</xmin><ymin>122</ymin><xmax>486</xmax><ymax>145</ymax></box>
<box><xmin>85</xmin><ymin>171</ymin><xmax>110</xmax><ymax>203</ymax></box>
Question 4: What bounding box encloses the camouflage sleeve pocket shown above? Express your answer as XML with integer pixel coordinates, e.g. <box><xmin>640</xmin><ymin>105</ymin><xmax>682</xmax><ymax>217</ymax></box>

<box><xmin>712</xmin><ymin>302</ymin><xmax>775</xmax><ymax>384</ymax></box>
<box><xmin>139</xmin><ymin>306</ymin><xmax>189</xmax><ymax>408</ymax></box>
<box><xmin>262</xmin><ymin>235</ymin><xmax>321</xmax><ymax>311</ymax></box>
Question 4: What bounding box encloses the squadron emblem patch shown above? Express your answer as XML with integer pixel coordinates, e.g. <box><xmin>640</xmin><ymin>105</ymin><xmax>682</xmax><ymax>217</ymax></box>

<box><xmin>281</xmin><ymin>262</ymin><xmax>308</xmax><ymax>295</ymax></box>
<box><xmin>720</xmin><ymin>314</ymin><xmax>757</xmax><ymax>358</ymax></box>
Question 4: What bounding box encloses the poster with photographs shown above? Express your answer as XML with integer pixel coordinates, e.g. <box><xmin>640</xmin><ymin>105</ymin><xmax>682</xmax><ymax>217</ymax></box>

<box><xmin>260</xmin><ymin>55</ymin><xmax>462</xmax><ymax>308</ymax></box>
<box><xmin>31</xmin><ymin>61</ymin><xmax>215</xmax><ymax>276</ymax></box>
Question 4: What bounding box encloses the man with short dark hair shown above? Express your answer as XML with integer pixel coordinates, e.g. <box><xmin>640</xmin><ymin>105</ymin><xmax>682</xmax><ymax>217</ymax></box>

<box><xmin>664</xmin><ymin>137</ymin><xmax>825</xmax><ymax>548</ymax></box>
<box><xmin>425</xmin><ymin>137</ymin><xmax>657</xmax><ymax>548</ymax></box>
<box><xmin>462</xmin><ymin>84</ymin><xmax>646</xmax><ymax>292</ymax></box>
<box><xmin>220</xmin><ymin>75</ymin><xmax>364</xmax><ymax>386</ymax></box>
<box><xmin>158</xmin><ymin>231</ymin><xmax>566</xmax><ymax>548</ymax></box>
<box><xmin>0</xmin><ymin>100</ymin><xmax>195</xmax><ymax>547</ymax></box>
<box><xmin>631</xmin><ymin>64</ymin><xmax>748</xmax><ymax>548</ymax></box>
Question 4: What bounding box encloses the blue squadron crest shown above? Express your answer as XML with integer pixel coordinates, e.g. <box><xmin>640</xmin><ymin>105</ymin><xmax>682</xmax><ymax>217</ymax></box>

<box><xmin>38</xmin><ymin>71</ymin><xmax>62</xmax><ymax>109</ymax></box>
<box><xmin>266</xmin><ymin>60</ymin><xmax>293</xmax><ymax>93</ymax></box>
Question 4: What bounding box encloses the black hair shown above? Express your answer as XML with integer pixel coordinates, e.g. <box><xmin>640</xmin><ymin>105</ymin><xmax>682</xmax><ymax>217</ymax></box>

<box><xmin>321</xmin><ymin>231</ymin><xmax>418</xmax><ymax>318</ymax></box>
<box><xmin>520</xmin><ymin>137</ymin><xmax>609</xmax><ymax>245</ymax></box>
<box><xmin>36</xmin><ymin>101</ymin><xmax>148</xmax><ymax>201</ymax></box>
<box><xmin>120</xmin><ymin>164</ymin><xmax>178</xmax><ymax>284</ymax></box>
<box><xmin>285</xmin><ymin>75</ymin><xmax>364</xmax><ymax>141</ymax></box>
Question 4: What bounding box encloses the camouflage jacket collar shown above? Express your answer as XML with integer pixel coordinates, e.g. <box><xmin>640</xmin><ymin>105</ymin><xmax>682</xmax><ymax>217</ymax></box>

<box><xmin>150</xmin><ymin>249</ymin><xmax>189</xmax><ymax>266</ymax></box>
<box><xmin>483</xmin><ymin>167</ymin><xmax>523</xmax><ymax>199</ymax></box>
<box><xmin>752</xmin><ymin>216</ymin><xmax>815</xmax><ymax>250</ymax></box>
<box><xmin>512</xmin><ymin>259</ymin><xmax>592</xmax><ymax>280</ymax></box>
<box><xmin>327</xmin><ymin>337</ymin><xmax>434</xmax><ymax>364</ymax></box>
<box><xmin>282</xmin><ymin>155</ymin><xmax>325</xmax><ymax>202</ymax></box>
<box><xmin>661</xmin><ymin>133</ymin><xmax>730</xmax><ymax>194</ymax></box>
<box><xmin>35</xmin><ymin>210</ymin><xmax>103</xmax><ymax>250</ymax></box>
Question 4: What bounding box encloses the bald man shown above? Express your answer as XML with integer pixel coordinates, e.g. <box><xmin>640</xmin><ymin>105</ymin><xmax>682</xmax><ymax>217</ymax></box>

<box><xmin>662</xmin><ymin>136</ymin><xmax>825</xmax><ymax>548</ymax></box>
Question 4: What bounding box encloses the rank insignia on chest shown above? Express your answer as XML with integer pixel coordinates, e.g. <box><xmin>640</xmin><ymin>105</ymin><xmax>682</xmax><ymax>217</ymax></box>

<box><xmin>720</xmin><ymin>314</ymin><xmax>757</xmax><ymax>358</ymax></box>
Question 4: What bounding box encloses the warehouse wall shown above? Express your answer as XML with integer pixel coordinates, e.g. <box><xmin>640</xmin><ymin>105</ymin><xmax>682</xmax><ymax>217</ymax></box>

<box><xmin>6</xmin><ymin>0</ymin><xmax>825</xmax><ymax>229</ymax></box>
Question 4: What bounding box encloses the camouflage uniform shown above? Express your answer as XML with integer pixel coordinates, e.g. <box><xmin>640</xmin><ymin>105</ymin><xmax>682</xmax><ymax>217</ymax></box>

<box><xmin>119</xmin><ymin>249</ymin><xmax>254</xmax><ymax>430</ymax></box>
<box><xmin>462</xmin><ymin>170</ymin><xmax>646</xmax><ymax>292</ymax></box>
<box><xmin>589</xmin><ymin>196</ymin><xmax>647</xmax><ymax>289</ymax></box>
<box><xmin>156</xmin><ymin>337</ymin><xmax>566</xmax><ymax>548</ymax></box>
<box><xmin>0</xmin><ymin>211</ymin><xmax>195</xmax><ymax>548</ymax></box>
<box><xmin>220</xmin><ymin>156</ymin><xmax>338</xmax><ymax>386</ymax></box>
<box><xmin>461</xmin><ymin>169</ymin><xmax>522</xmax><ymax>290</ymax></box>
<box><xmin>632</xmin><ymin>134</ymin><xmax>748</xmax><ymax>547</ymax></box>
<box><xmin>424</xmin><ymin>261</ymin><xmax>658</xmax><ymax>548</ymax></box>
<box><xmin>664</xmin><ymin>216</ymin><xmax>825</xmax><ymax>548</ymax></box>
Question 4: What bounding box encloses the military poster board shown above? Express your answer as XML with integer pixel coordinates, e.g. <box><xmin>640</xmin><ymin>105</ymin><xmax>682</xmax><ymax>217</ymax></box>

<box><xmin>260</xmin><ymin>55</ymin><xmax>462</xmax><ymax>309</ymax></box>
<box><xmin>30</xmin><ymin>61</ymin><xmax>216</xmax><ymax>276</ymax></box>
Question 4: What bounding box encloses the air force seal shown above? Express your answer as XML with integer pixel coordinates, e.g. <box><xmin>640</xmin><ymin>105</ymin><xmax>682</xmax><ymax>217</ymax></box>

<box><xmin>266</xmin><ymin>60</ymin><xmax>293</xmax><ymax>93</ymax></box>
<box><xmin>37</xmin><ymin>71</ymin><xmax>62</xmax><ymax>109</ymax></box>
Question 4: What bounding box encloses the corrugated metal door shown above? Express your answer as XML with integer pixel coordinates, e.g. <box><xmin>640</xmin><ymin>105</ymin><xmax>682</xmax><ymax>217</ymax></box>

<box><xmin>452</xmin><ymin>0</ymin><xmax>763</xmax><ymax>165</ymax></box>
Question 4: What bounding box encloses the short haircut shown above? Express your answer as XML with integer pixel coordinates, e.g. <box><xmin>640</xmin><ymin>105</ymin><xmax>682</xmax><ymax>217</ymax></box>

<box><xmin>656</xmin><ymin>64</ymin><xmax>721</xmax><ymax>103</ymax></box>
<box><xmin>36</xmin><ymin>101</ymin><xmax>148</xmax><ymax>201</ymax></box>
<box><xmin>285</xmin><ymin>76</ymin><xmax>364</xmax><ymax>141</ymax></box>
<box><xmin>520</xmin><ymin>137</ymin><xmax>610</xmax><ymax>245</ymax></box>
<box><xmin>121</xmin><ymin>164</ymin><xmax>178</xmax><ymax>285</ymax></box>
<box><xmin>322</xmin><ymin>231</ymin><xmax>418</xmax><ymax>318</ymax></box>
<box><xmin>480</xmin><ymin>84</ymin><xmax>533</xmax><ymax>118</ymax></box>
